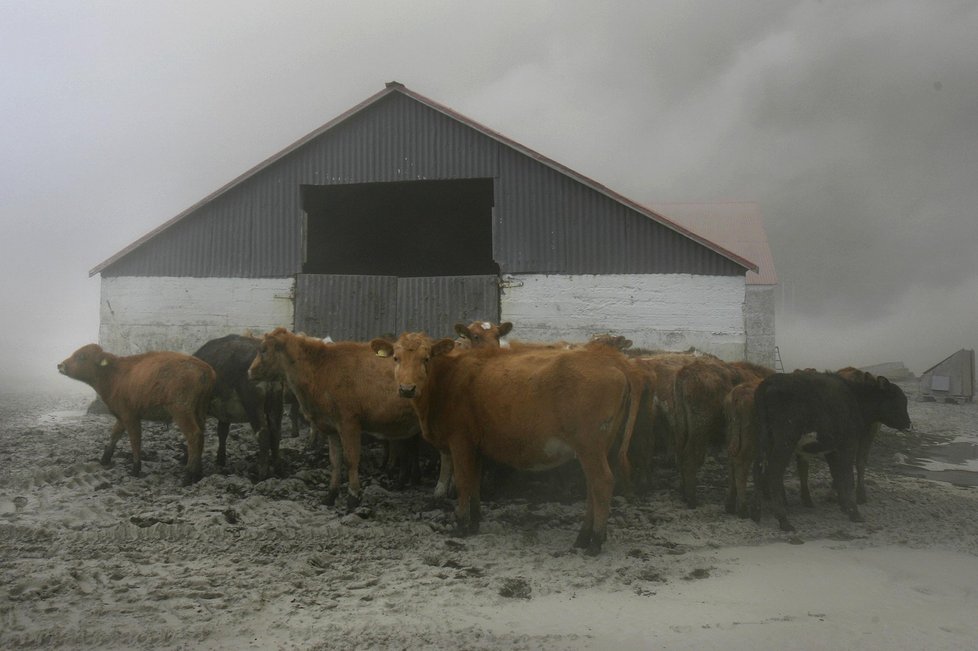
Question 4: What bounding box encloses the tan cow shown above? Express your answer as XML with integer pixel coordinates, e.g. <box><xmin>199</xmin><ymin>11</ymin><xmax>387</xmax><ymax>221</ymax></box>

<box><xmin>453</xmin><ymin>320</ymin><xmax>513</xmax><ymax>349</ymax></box>
<box><xmin>57</xmin><ymin>344</ymin><xmax>215</xmax><ymax>485</ymax></box>
<box><xmin>248</xmin><ymin>328</ymin><xmax>429</xmax><ymax>509</ymax></box>
<box><xmin>723</xmin><ymin>377</ymin><xmax>765</xmax><ymax>518</ymax></box>
<box><xmin>371</xmin><ymin>333</ymin><xmax>641</xmax><ymax>555</ymax></box>
<box><xmin>617</xmin><ymin>352</ymin><xmax>702</xmax><ymax>495</ymax></box>
<box><xmin>671</xmin><ymin>359</ymin><xmax>774</xmax><ymax>508</ymax></box>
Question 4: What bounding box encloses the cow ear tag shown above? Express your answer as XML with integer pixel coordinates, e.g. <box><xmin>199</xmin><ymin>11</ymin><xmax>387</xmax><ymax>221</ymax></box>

<box><xmin>376</xmin><ymin>349</ymin><xmax>389</xmax><ymax>358</ymax></box>
<box><xmin>99</xmin><ymin>358</ymin><xmax>110</xmax><ymax>366</ymax></box>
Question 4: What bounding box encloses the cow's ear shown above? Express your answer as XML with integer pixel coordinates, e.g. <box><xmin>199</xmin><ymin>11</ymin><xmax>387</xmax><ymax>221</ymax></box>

<box><xmin>371</xmin><ymin>339</ymin><xmax>395</xmax><ymax>358</ymax></box>
<box><xmin>498</xmin><ymin>322</ymin><xmax>513</xmax><ymax>337</ymax></box>
<box><xmin>878</xmin><ymin>376</ymin><xmax>891</xmax><ymax>389</ymax></box>
<box><xmin>453</xmin><ymin>323</ymin><xmax>470</xmax><ymax>339</ymax></box>
<box><xmin>432</xmin><ymin>338</ymin><xmax>456</xmax><ymax>357</ymax></box>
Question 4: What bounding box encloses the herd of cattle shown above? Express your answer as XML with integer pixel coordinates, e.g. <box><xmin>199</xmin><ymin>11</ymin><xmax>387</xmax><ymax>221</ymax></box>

<box><xmin>57</xmin><ymin>321</ymin><xmax>912</xmax><ymax>555</ymax></box>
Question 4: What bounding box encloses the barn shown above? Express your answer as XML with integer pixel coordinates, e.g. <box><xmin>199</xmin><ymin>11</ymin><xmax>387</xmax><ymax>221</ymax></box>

<box><xmin>90</xmin><ymin>82</ymin><xmax>766</xmax><ymax>361</ymax></box>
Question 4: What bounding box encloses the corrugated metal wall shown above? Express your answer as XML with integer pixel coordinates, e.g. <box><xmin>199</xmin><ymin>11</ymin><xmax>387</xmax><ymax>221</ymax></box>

<box><xmin>294</xmin><ymin>273</ymin><xmax>498</xmax><ymax>341</ymax></box>
<box><xmin>101</xmin><ymin>91</ymin><xmax>741</xmax><ymax>279</ymax></box>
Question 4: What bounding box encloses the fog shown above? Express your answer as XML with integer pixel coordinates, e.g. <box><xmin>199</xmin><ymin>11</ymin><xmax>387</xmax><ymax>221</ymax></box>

<box><xmin>2</xmin><ymin>1</ymin><xmax>976</xmax><ymax>393</ymax></box>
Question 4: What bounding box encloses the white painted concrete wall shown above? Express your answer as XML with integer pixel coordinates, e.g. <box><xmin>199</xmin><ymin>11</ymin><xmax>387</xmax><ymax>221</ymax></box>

<box><xmin>500</xmin><ymin>274</ymin><xmax>747</xmax><ymax>360</ymax></box>
<box><xmin>99</xmin><ymin>277</ymin><xmax>295</xmax><ymax>355</ymax></box>
<box><xmin>745</xmin><ymin>285</ymin><xmax>776</xmax><ymax>368</ymax></box>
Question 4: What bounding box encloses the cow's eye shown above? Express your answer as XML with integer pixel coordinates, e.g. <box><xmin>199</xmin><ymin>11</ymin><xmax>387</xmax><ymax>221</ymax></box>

<box><xmin>393</xmin><ymin>355</ymin><xmax>400</xmax><ymax>363</ymax></box>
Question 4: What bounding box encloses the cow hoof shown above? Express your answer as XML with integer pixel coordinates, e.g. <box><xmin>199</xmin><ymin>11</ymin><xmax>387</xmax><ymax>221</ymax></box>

<box><xmin>848</xmin><ymin>510</ymin><xmax>865</xmax><ymax>523</ymax></box>
<box><xmin>100</xmin><ymin>452</ymin><xmax>114</xmax><ymax>467</ymax></box>
<box><xmin>778</xmin><ymin>519</ymin><xmax>796</xmax><ymax>532</ymax></box>
<box><xmin>584</xmin><ymin>542</ymin><xmax>602</xmax><ymax>556</ymax></box>
<box><xmin>323</xmin><ymin>489</ymin><xmax>339</xmax><ymax>506</ymax></box>
<box><xmin>346</xmin><ymin>494</ymin><xmax>361</xmax><ymax>512</ymax></box>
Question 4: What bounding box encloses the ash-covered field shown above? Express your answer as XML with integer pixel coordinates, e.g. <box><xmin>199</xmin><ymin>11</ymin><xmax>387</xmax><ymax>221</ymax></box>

<box><xmin>1</xmin><ymin>384</ymin><xmax>977</xmax><ymax>650</ymax></box>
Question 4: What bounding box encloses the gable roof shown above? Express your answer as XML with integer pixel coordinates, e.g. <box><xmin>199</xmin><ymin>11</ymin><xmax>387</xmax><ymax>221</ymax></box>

<box><xmin>649</xmin><ymin>202</ymin><xmax>777</xmax><ymax>285</ymax></box>
<box><xmin>91</xmin><ymin>82</ymin><xmax>757</xmax><ymax>277</ymax></box>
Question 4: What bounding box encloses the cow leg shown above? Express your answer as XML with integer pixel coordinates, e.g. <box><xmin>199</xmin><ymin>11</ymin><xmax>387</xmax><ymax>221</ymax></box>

<box><xmin>730</xmin><ymin>457</ymin><xmax>751</xmax><ymax>519</ymax></box>
<box><xmin>765</xmin><ymin>447</ymin><xmax>794</xmax><ymax>532</ymax></box>
<box><xmin>796</xmin><ymin>455</ymin><xmax>814</xmax><ymax>508</ymax></box>
<box><xmin>216</xmin><ymin>421</ymin><xmax>230</xmax><ymax>468</ymax></box>
<box><xmin>338</xmin><ymin>423</ymin><xmax>363</xmax><ymax>511</ymax></box>
<box><xmin>324</xmin><ymin>432</ymin><xmax>343</xmax><ymax>506</ymax></box>
<box><xmin>174</xmin><ymin>413</ymin><xmax>204</xmax><ymax>485</ymax></box>
<box><xmin>267</xmin><ymin>393</ymin><xmax>283</xmax><ymax>477</ymax></box>
<box><xmin>449</xmin><ymin>442</ymin><xmax>480</xmax><ymax>535</ymax></box>
<box><xmin>434</xmin><ymin>451</ymin><xmax>454</xmax><ymax>499</ymax></box>
<box><xmin>830</xmin><ymin>450</ymin><xmax>863</xmax><ymax>523</ymax></box>
<box><xmin>101</xmin><ymin>419</ymin><xmax>127</xmax><ymax>467</ymax></box>
<box><xmin>575</xmin><ymin>453</ymin><xmax>614</xmax><ymax>555</ymax></box>
<box><xmin>119</xmin><ymin>417</ymin><xmax>143</xmax><ymax>478</ymax></box>
<box><xmin>855</xmin><ymin>425</ymin><xmax>878</xmax><ymax>504</ymax></box>
<box><xmin>289</xmin><ymin>399</ymin><xmax>302</xmax><ymax>438</ymax></box>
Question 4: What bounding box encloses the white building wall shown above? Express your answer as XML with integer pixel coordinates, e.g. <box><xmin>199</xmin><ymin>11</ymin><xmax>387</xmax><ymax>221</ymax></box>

<box><xmin>500</xmin><ymin>274</ymin><xmax>747</xmax><ymax>360</ymax></box>
<box><xmin>745</xmin><ymin>285</ymin><xmax>776</xmax><ymax>368</ymax></box>
<box><xmin>99</xmin><ymin>276</ymin><xmax>295</xmax><ymax>355</ymax></box>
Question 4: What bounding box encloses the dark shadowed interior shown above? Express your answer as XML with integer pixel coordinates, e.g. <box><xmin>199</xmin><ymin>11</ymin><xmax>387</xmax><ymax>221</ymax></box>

<box><xmin>302</xmin><ymin>178</ymin><xmax>497</xmax><ymax>277</ymax></box>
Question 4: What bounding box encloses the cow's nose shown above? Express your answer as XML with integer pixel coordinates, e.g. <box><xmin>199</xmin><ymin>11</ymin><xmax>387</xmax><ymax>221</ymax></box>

<box><xmin>398</xmin><ymin>385</ymin><xmax>416</xmax><ymax>399</ymax></box>
<box><xmin>57</xmin><ymin>362</ymin><xmax>66</xmax><ymax>374</ymax></box>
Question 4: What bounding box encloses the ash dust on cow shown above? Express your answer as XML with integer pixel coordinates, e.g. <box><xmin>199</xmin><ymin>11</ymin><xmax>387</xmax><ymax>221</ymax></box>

<box><xmin>2</xmin><ymin>384</ymin><xmax>978</xmax><ymax>649</ymax></box>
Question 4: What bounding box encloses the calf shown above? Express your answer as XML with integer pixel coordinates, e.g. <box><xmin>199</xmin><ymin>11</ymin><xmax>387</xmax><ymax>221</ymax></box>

<box><xmin>193</xmin><ymin>334</ymin><xmax>284</xmax><ymax>480</ymax></box>
<box><xmin>723</xmin><ymin>378</ymin><xmax>764</xmax><ymax>518</ymax></box>
<box><xmin>752</xmin><ymin>371</ymin><xmax>911</xmax><ymax>531</ymax></box>
<box><xmin>618</xmin><ymin>352</ymin><xmax>701</xmax><ymax>495</ymax></box>
<box><xmin>58</xmin><ymin>344</ymin><xmax>215</xmax><ymax>484</ymax></box>
<box><xmin>372</xmin><ymin>333</ymin><xmax>641</xmax><ymax>555</ymax></box>
<box><xmin>247</xmin><ymin>328</ymin><xmax>423</xmax><ymax>509</ymax></box>
<box><xmin>834</xmin><ymin>367</ymin><xmax>885</xmax><ymax>504</ymax></box>
<box><xmin>453</xmin><ymin>320</ymin><xmax>512</xmax><ymax>349</ymax></box>
<box><xmin>671</xmin><ymin>359</ymin><xmax>774</xmax><ymax>507</ymax></box>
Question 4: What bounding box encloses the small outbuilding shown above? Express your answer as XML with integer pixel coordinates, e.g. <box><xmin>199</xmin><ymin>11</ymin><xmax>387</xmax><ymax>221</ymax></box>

<box><xmin>90</xmin><ymin>82</ymin><xmax>766</xmax><ymax>360</ymax></box>
<box><xmin>919</xmin><ymin>349</ymin><xmax>975</xmax><ymax>403</ymax></box>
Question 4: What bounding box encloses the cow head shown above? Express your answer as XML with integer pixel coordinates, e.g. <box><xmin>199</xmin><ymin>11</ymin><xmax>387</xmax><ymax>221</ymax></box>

<box><xmin>453</xmin><ymin>320</ymin><xmax>512</xmax><ymax>349</ymax></box>
<box><xmin>248</xmin><ymin>328</ymin><xmax>291</xmax><ymax>381</ymax></box>
<box><xmin>876</xmin><ymin>376</ymin><xmax>912</xmax><ymax>431</ymax></box>
<box><xmin>372</xmin><ymin>332</ymin><xmax>455</xmax><ymax>399</ymax></box>
<box><xmin>58</xmin><ymin>343</ymin><xmax>111</xmax><ymax>384</ymax></box>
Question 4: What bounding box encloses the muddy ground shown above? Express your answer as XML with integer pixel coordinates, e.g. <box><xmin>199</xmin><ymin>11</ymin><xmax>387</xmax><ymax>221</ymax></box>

<box><xmin>1</xmin><ymin>383</ymin><xmax>976</xmax><ymax>649</ymax></box>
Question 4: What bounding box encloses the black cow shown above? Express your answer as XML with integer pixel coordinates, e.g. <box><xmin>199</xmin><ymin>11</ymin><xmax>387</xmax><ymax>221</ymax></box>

<box><xmin>752</xmin><ymin>371</ymin><xmax>911</xmax><ymax>532</ymax></box>
<box><xmin>193</xmin><ymin>334</ymin><xmax>284</xmax><ymax>479</ymax></box>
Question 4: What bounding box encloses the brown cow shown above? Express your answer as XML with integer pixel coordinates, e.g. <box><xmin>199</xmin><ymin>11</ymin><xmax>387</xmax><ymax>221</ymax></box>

<box><xmin>247</xmin><ymin>328</ymin><xmax>425</xmax><ymax>509</ymax></box>
<box><xmin>371</xmin><ymin>333</ymin><xmax>641</xmax><ymax>555</ymax></box>
<box><xmin>618</xmin><ymin>352</ymin><xmax>708</xmax><ymax>496</ymax></box>
<box><xmin>723</xmin><ymin>377</ymin><xmax>765</xmax><ymax>518</ymax></box>
<box><xmin>57</xmin><ymin>344</ymin><xmax>216</xmax><ymax>485</ymax></box>
<box><xmin>671</xmin><ymin>358</ymin><xmax>774</xmax><ymax>507</ymax></box>
<box><xmin>453</xmin><ymin>320</ymin><xmax>512</xmax><ymax>349</ymax></box>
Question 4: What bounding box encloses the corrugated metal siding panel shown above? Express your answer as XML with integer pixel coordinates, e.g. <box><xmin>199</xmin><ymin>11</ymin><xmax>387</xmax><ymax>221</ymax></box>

<box><xmin>396</xmin><ymin>276</ymin><xmax>499</xmax><ymax>337</ymax></box>
<box><xmin>294</xmin><ymin>274</ymin><xmax>397</xmax><ymax>340</ymax></box>
<box><xmin>494</xmin><ymin>148</ymin><xmax>743</xmax><ymax>276</ymax></box>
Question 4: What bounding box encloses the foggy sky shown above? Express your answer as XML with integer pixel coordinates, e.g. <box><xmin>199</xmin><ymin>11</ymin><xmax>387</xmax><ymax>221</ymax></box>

<box><xmin>2</xmin><ymin>0</ymin><xmax>976</xmax><ymax>393</ymax></box>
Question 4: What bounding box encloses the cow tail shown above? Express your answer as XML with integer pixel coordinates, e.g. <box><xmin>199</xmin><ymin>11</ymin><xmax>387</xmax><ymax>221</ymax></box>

<box><xmin>615</xmin><ymin>370</ymin><xmax>644</xmax><ymax>492</ymax></box>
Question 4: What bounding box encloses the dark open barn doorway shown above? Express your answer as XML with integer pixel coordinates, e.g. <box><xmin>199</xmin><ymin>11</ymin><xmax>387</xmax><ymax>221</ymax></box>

<box><xmin>301</xmin><ymin>178</ymin><xmax>497</xmax><ymax>276</ymax></box>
